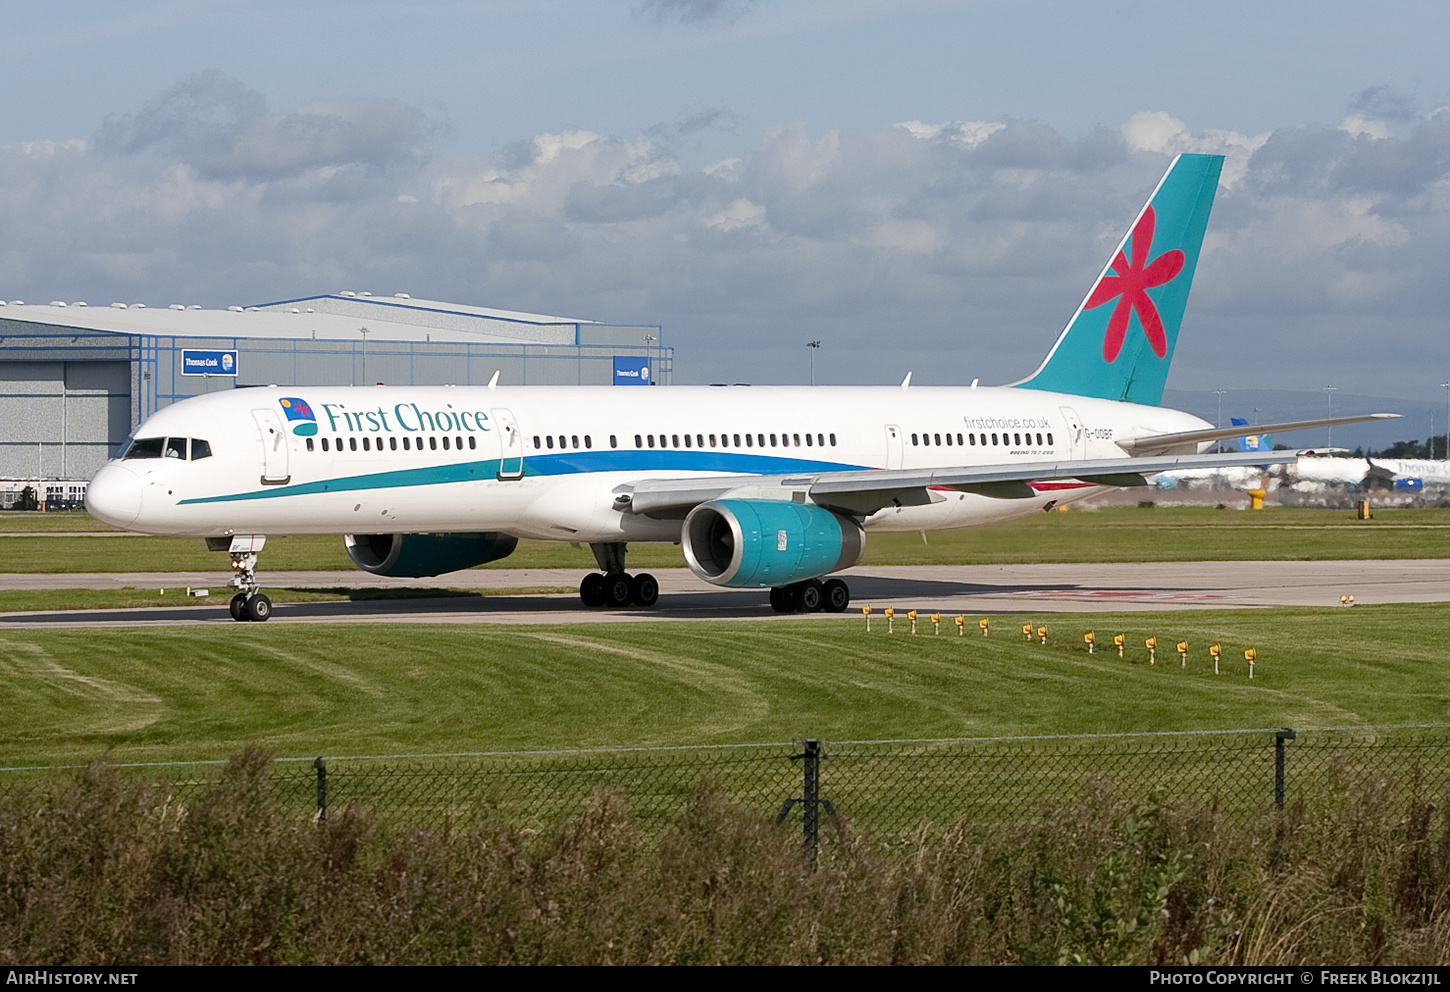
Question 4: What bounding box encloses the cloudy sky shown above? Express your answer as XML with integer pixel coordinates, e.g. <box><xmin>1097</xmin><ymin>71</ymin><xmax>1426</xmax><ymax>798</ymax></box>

<box><xmin>4</xmin><ymin>0</ymin><xmax>1450</xmax><ymax>414</ymax></box>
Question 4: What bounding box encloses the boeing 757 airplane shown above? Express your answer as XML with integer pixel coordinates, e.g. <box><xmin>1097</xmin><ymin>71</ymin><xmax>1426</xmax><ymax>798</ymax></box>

<box><xmin>84</xmin><ymin>153</ymin><xmax>1396</xmax><ymax>621</ymax></box>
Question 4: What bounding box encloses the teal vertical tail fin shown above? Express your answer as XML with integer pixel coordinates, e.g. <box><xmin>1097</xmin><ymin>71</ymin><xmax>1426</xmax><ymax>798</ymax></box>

<box><xmin>1014</xmin><ymin>153</ymin><xmax>1223</xmax><ymax>406</ymax></box>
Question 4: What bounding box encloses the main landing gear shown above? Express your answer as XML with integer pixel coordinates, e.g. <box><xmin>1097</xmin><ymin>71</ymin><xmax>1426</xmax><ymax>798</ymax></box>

<box><xmin>769</xmin><ymin>578</ymin><xmax>851</xmax><ymax>614</ymax></box>
<box><xmin>579</xmin><ymin>542</ymin><xmax>659</xmax><ymax>609</ymax></box>
<box><xmin>215</xmin><ymin>534</ymin><xmax>272</xmax><ymax>622</ymax></box>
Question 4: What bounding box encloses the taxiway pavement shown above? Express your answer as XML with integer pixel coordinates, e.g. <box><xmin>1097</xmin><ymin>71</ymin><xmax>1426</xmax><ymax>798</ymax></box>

<box><xmin>2</xmin><ymin>560</ymin><xmax>1447</xmax><ymax>627</ymax></box>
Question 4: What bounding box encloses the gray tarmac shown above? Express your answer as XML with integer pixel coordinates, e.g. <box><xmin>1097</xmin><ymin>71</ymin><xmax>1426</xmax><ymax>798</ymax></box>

<box><xmin>2</xmin><ymin>559</ymin><xmax>1448</xmax><ymax>627</ymax></box>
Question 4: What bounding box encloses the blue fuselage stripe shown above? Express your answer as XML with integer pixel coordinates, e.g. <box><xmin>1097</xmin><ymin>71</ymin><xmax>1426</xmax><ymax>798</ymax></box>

<box><xmin>177</xmin><ymin>451</ymin><xmax>866</xmax><ymax>504</ymax></box>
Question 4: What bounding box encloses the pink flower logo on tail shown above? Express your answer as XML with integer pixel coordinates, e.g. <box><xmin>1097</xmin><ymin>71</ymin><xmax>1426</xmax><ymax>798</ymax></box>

<box><xmin>1086</xmin><ymin>206</ymin><xmax>1185</xmax><ymax>362</ymax></box>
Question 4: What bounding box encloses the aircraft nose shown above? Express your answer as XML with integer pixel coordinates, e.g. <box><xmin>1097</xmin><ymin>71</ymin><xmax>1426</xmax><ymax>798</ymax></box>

<box><xmin>85</xmin><ymin>464</ymin><xmax>143</xmax><ymax>527</ymax></box>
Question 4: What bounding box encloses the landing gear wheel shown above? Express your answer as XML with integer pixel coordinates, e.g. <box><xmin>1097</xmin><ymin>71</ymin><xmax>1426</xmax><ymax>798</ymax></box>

<box><xmin>823</xmin><ymin>578</ymin><xmax>850</xmax><ymax>613</ymax></box>
<box><xmin>799</xmin><ymin>580</ymin><xmax>825</xmax><ymax>613</ymax></box>
<box><xmin>602</xmin><ymin>573</ymin><xmax>633</xmax><ymax>608</ymax></box>
<box><xmin>580</xmin><ymin>572</ymin><xmax>606</xmax><ymax>607</ymax></box>
<box><xmin>770</xmin><ymin>584</ymin><xmax>801</xmax><ymax>613</ymax></box>
<box><xmin>229</xmin><ymin>593</ymin><xmax>249</xmax><ymax>621</ymax></box>
<box><xmin>630</xmin><ymin>572</ymin><xmax>659</xmax><ymax>608</ymax></box>
<box><xmin>244</xmin><ymin>593</ymin><xmax>273</xmax><ymax>622</ymax></box>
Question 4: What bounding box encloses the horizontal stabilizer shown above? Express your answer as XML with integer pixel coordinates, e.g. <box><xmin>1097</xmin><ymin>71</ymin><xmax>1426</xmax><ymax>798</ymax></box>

<box><xmin>1119</xmin><ymin>413</ymin><xmax>1400</xmax><ymax>455</ymax></box>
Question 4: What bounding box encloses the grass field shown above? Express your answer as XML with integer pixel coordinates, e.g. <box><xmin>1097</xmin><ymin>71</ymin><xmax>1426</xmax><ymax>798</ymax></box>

<box><xmin>3</xmin><ymin>604</ymin><xmax>1448</xmax><ymax>766</ymax></box>
<box><xmin>2</xmin><ymin>504</ymin><xmax>1449</xmax><ymax>572</ymax></box>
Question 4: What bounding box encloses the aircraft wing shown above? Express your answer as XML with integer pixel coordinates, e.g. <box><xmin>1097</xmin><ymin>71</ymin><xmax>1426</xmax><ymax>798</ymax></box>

<box><xmin>616</xmin><ymin>450</ymin><xmax>1297</xmax><ymax>519</ymax></box>
<box><xmin>1119</xmin><ymin>413</ymin><xmax>1400</xmax><ymax>455</ymax></box>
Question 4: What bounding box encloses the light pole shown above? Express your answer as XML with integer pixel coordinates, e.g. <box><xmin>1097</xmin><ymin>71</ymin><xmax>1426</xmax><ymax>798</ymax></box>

<box><xmin>807</xmin><ymin>340</ymin><xmax>821</xmax><ymax>386</ymax></box>
<box><xmin>358</xmin><ymin>326</ymin><xmax>370</xmax><ymax>387</ymax></box>
<box><xmin>1214</xmin><ymin>389</ymin><xmax>1227</xmax><ymax>428</ymax></box>
<box><xmin>643</xmin><ymin>334</ymin><xmax>656</xmax><ymax>385</ymax></box>
<box><xmin>1323</xmin><ymin>385</ymin><xmax>1337</xmax><ymax>449</ymax></box>
<box><xmin>1441</xmin><ymin>383</ymin><xmax>1450</xmax><ymax>460</ymax></box>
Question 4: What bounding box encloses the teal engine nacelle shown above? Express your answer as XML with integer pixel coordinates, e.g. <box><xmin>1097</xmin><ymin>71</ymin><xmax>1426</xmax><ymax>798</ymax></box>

<box><xmin>344</xmin><ymin>532</ymin><xmax>518</xmax><ymax>577</ymax></box>
<box><xmin>681</xmin><ymin>499</ymin><xmax>865</xmax><ymax>588</ymax></box>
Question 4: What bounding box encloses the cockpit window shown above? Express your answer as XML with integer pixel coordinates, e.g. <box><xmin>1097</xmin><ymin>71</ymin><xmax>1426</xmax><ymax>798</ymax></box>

<box><xmin>192</xmin><ymin>439</ymin><xmax>212</xmax><ymax>460</ymax></box>
<box><xmin>164</xmin><ymin>438</ymin><xmax>187</xmax><ymax>459</ymax></box>
<box><xmin>122</xmin><ymin>437</ymin><xmax>165</xmax><ymax>459</ymax></box>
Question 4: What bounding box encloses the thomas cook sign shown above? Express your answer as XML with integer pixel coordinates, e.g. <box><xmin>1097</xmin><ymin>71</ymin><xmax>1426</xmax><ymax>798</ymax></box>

<box><xmin>182</xmin><ymin>350</ymin><xmax>238</xmax><ymax>377</ymax></box>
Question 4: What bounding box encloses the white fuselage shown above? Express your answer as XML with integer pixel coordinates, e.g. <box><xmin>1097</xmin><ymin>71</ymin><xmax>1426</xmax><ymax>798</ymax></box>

<box><xmin>85</xmin><ymin>384</ymin><xmax>1212</xmax><ymax>543</ymax></box>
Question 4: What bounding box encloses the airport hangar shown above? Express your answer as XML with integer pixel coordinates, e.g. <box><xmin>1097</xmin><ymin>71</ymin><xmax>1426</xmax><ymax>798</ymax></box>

<box><xmin>0</xmin><ymin>293</ymin><xmax>669</xmax><ymax>507</ymax></box>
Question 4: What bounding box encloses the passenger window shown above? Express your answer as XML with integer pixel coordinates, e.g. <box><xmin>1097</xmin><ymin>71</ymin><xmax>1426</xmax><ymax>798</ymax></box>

<box><xmin>957</xmin><ymin>433</ymin><xmax>963</xmax><ymax>445</ymax></box>
<box><xmin>992</xmin><ymin>433</ymin><xmax>998</xmax><ymax>445</ymax></box>
<box><xmin>770</xmin><ymin>434</ymin><xmax>777</xmax><ymax>447</ymax></box>
<box><xmin>912</xmin><ymin>434</ymin><xmax>919</xmax><ymax>446</ymax></box>
<box><xmin>442</xmin><ymin>436</ymin><xmax>450</xmax><ymax>450</ymax></box>
<box><xmin>571</xmin><ymin>435</ymin><xmax>578</xmax><ymax>449</ymax></box>
<box><xmin>363</xmin><ymin>437</ymin><xmax>371</xmax><ymax>451</ymax></box>
<box><xmin>734</xmin><ymin>434</ymin><xmax>742</xmax><ymax>447</ymax></box>
<box><xmin>684</xmin><ymin>434</ymin><xmax>692</xmax><ymax>448</ymax></box>
<box><xmin>321</xmin><ymin>438</ymin><xmax>330</xmax><ymax>452</ymax></box>
<box><xmin>709</xmin><ymin>434</ymin><xmax>717</xmax><ymax>447</ymax></box>
<box><xmin>968</xmin><ymin>434</ymin><xmax>975</xmax><ymax>446</ymax></box>
<box><xmin>429</xmin><ymin>437</ymin><xmax>437</xmax><ymax>451</ymax></box>
<box><xmin>829</xmin><ymin>434</ymin><xmax>836</xmax><ymax>446</ymax></box>
<box><xmin>805</xmin><ymin>433</ymin><xmax>812</xmax><ymax>446</ymax></box>
<box><xmin>633</xmin><ymin>435</ymin><xmax>641</xmax><ymax>448</ymax></box>
<box><xmin>648</xmin><ymin>435</ymin><xmax>655</xmax><ymax>448</ymax></box>
<box><xmin>192</xmin><ymin>439</ymin><xmax>212</xmax><ymax>459</ymax></box>
<box><xmin>305</xmin><ymin>438</ymin><xmax>314</xmax><ymax>452</ymax></box>
<box><xmin>349</xmin><ymin>438</ymin><xmax>358</xmax><ymax>452</ymax></box>
<box><xmin>1047</xmin><ymin>433</ymin><xmax>1054</xmax><ymax>446</ymax></box>
<box><xmin>456</xmin><ymin>436</ymin><xmax>462</xmax><ymax>449</ymax></box>
<box><xmin>468</xmin><ymin>436</ymin><xmax>476</xmax><ymax>450</ymax></box>
<box><xmin>392</xmin><ymin>437</ymin><xmax>399</xmax><ymax>451</ymax></box>
<box><xmin>546</xmin><ymin>436</ymin><xmax>554</xmax><ymax>449</ymax></box>
<box><xmin>403</xmin><ymin>437</ymin><xmax>411</xmax><ymax>451</ymax></box>
<box><xmin>672</xmin><ymin>434</ymin><xmax>680</xmax><ymax>448</ymax></box>
<box><xmin>585</xmin><ymin>436</ymin><xmax>592</xmax><ymax>449</ymax></box>
<box><xmin>533</xmin><ymin>436</ymin><xmax>541</xmax><ymax>449</ymax></box>
<box><xmin>745</xmin><ymin>434</ymin><xmax>753</xmax><ymax>448</ymax></box>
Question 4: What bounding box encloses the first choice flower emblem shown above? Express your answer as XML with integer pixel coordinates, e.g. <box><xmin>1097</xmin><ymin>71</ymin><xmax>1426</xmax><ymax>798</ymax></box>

<box><xmin>1086</xmin><ymin>206</ymin><xmax>1185</xmax><ymax>362</ymax></box>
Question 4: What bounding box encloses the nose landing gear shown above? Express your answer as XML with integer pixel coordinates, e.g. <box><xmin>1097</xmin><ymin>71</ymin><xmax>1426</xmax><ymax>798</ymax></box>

<box><xmin>213</xmin><ymin>534</ymin><xmax>273</xmax><ymax>622</ymax></box>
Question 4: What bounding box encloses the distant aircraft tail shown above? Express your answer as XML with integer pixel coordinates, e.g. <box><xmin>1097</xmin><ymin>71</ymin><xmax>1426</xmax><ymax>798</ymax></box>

<box><xmin>1230</xmin><ymin>417</ymin><xmax>1273</xmax><ymax>454</ymax></box>
<box><xmin>1014</xmin><ymin>153</ymin><xmax>1224</xmax><ymax>406</ymax></box>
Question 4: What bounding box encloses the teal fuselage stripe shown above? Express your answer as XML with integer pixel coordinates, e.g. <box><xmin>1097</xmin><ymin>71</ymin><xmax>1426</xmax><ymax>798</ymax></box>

<box><xmin>177</xmin><ymin>450</ymin><xmax>867</xmax><ymax>505</ymax></box>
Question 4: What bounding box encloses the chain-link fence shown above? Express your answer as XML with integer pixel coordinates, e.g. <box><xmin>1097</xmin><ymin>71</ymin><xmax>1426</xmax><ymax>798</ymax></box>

<box><xmin>5</xmin><ymin>726</ymin><xmax>1450</xmax><ymax>844</ymax></box>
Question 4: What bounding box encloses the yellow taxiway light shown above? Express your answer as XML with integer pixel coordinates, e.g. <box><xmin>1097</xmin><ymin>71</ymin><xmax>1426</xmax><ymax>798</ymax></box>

<box><xmin>908</xmin><ymin>609</ymin><xmax>918</xmax><ymax>635</ymax></box>
<box><xmin>884</xmin><ymin>607</ymin><xmax>895</xmax><ymax>634</ymax></box>
<box><xmin>979</xmin><ymin>618</ymin><xmax>989</xmax><ymax>637</ymax></box>
<box><xmin>1177</xmin><ymin>640</ymin><xmax>1188</xmax><ymax>667</ymax></box>
<box><xmin>1210</xmin><ymin>643</ymin><xmax>1221</xmax><ymax>675</ymax></box>
<box><xmin>1084</xmin><ymin>630</ymin><xmax>1095</xmax><ymax>653</ymax></box>
<box><xmin>1021</xmin><ymin>623</ymin><xmax>1033</xmax><ymax>641</ymax></box>
<box><xmin>932</xmin><ymin>612</ymin><xmax>941</xmax><ymax>635</ymax></box>
<box><xmin>955</xmin><ymin>615</ymin><xmax>965</xmax><ymax>636</ymax></box>
<box><xmin>1145</xmin><ymin>636</ymin><xmax>1157</xmax><ymax>665</ymax></box>
<box><xmin>1037</xmin><ymin>625</ymin><xmax>1047</xmax><ymax>645</ymax></box>
<box><xmin>1113</xmin><ymin>633</ymin><xmax>1125</xmax><ymax>658</ymax></box>
<box><xmin>1245</xmin><ymin>647</ymin><xmax>1256</xmax><ymax>679</ymax></box>
<box><xmin>862</xmin><ymin>604</ymin><xmax>871</xmax><ymax>632</ymax></box>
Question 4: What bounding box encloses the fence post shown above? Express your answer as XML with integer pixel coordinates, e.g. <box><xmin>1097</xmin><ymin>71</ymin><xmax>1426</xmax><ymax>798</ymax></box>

<box><xmin>314</xmin><ymin>757</ymin><xmax>327</xmax><ymax>822</ymax></box>
<box><xmin>1274</xmin><ymin>729</ymin><xmax>1296</xmax><ymax>810</ymax></box>
<box><xmin>802</xmin><ymin>738</ymin><xmax>820</xmax><ymax>864</ymax></box>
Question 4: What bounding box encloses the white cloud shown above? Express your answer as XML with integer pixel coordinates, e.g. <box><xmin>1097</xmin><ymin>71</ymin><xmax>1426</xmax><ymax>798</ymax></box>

<box><xmin>4</xmin><ymin>79</ymin><xmax>1450</xmax><ymax>396</ymax></box>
